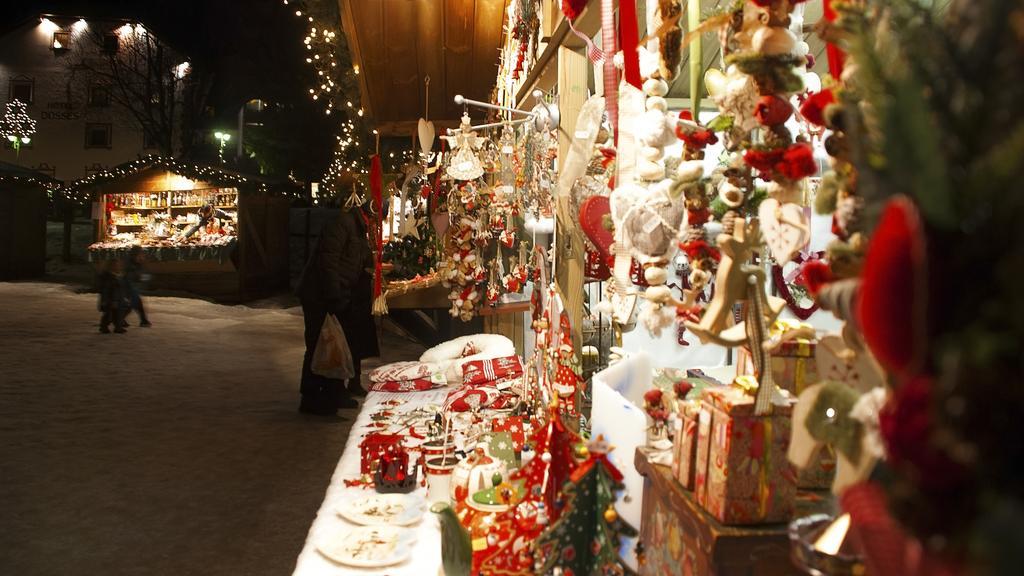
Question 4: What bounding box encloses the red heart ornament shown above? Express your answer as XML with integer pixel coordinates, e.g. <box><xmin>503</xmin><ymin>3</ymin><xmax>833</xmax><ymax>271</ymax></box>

<box><xmin>579</xmin><ymin>195</ymin><xmax>613</xmax><ymax>262</ymax></box>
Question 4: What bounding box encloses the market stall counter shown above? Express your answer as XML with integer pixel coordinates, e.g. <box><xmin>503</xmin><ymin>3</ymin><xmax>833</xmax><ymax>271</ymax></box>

<box><xmin>76</xmin><ymin>157</ymin><xmax>294</xmax><ymax>302</ymax></box>
<box><xmin>292</xmin><ymin>389</ymin><xmax>447</xmax><ymax>576</ymax></box>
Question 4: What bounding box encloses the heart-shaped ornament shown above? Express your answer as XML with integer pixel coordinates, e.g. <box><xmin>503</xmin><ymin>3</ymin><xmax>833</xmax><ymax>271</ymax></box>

<box><xmin>758</xmin><ymin>198</ymin><xmax>810</xmax><ymax>264</ymax></box>
<box><xmin>815</xmin><ymin>334</ymin><xmax>884</xmax><ymax>394</ymax></box>
<box><xmin>417</xmin><ymin>118</ymin><xmax>435</xmax><ymax>155</ymax></box>
<box><xmin>579</xmin><ymin>195</ymin><xmax>614</xmax><ymax>262</ymax></box>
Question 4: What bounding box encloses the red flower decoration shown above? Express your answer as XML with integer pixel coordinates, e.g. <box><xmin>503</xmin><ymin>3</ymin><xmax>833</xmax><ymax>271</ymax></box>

<box><xmin>858</xmin><ymin>196</ymin><xmax>926</xmax><ymax>377</ymax></box>
<box><xmin>778</xmin><ymin>143</ymin><xmax>817</xmax><ymax>180</ymax></box>
<box><xmin>673</xmin><ymin>380</ymin><xmax>694</xmax><ymax>400</ymax></box>
<box><xmin>675</xmin><ymin>111</ymin><xmax>718</xmax><ymax>148</ymax></box>
<box><xmin>754</xmin><ymin>95</ymin><xmax>794</xmax><ymax>126</ymax></box>
<box><xmin>687</xmin><ymin>207</ymin><xmax>711</xmax><ymax>227</ymax></box>
<box><xmin>679</xmin><ymin>239</ymin><xmax>721</xmax><ymax>262</ymax></box>
<box><xmin>800</xmin><ymin>89</ymin><xmax>836</xmax><ymax>128</ymax></box>
<box><xmin>743</xmin><ymin>147</ymin><xmax>785</xmax><ymax>174</ymax></box>
<box><xmin>796</xmin><ymin>259</ymin><xmax>834</xmax><ymax>295</ymax></box>
<box><xmin>643</xmin><ymin>388</ymin><xmax>664</xmax><ymax>406</ymax></box>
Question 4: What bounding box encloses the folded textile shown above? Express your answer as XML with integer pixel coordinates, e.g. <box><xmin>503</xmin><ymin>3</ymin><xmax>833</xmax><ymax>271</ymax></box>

<box><xmin>444</xmin><ymin>383</ymin><xmax>518</xmax><ymax>412</ymax></box>
<box><xmin>370</xmin><ymin>378</ymin><xmax>438</xmax><ymax>393</ymax></box>
<box><xmin>461</xmin><ymin>356</ymin><xmax>524</xmax><ymax>387</ymax></box>
<box><xmin>369</xmin><ymin>360</ymin><xmax>440</xmax><ymax>383</ymax></box>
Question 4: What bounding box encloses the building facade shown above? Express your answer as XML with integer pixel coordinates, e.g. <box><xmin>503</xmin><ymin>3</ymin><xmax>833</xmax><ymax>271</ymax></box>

<box><xmin>0</xmin><ymin>15</ymin><xmax>186</xmax><ymax>183</ymax></box>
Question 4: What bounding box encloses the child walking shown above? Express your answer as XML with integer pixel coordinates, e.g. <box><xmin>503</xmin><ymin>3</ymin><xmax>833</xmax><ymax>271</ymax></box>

<box><xmin>97</xmin><ymin>260</ymin><xmax>127</xmax><ymax>334</ymax></box>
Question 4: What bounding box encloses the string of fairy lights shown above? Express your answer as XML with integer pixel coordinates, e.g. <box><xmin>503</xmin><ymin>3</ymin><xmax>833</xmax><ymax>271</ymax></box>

<box><xmin>282</xmin><ymin>0</ymin><xmax>378</xmax><ymax>197</ymax></box>
<box><xmin>0</xmin><ymin>99</ymin><xmax>38</xmax><ymax>151</ymax></box>
<box><xmin>61</xmin><ymin>156</ymin><xmax>308</xmax><ymax>204</ymax></box>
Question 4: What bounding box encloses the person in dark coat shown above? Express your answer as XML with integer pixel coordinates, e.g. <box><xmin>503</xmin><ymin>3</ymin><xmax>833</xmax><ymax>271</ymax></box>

<box><xmin>296</xmin><ymin>204</ymin><xmax>380</xmax><ymax>415</ymax></box>
<box><xmin>97</xmin><ymin>259</ymin><xmax>127</xmax><ymax>334</ymax></box>
<box><xmin>120</xmin><ymin>246</ymin><xmax>151</xmax><ymax>327</ymax></box>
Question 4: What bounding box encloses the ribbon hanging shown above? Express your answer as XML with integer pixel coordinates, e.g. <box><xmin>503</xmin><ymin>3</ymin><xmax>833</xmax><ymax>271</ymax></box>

<box><xmin>601</xmin><ymin>0</ymin><xmax>618</xmax><ymax>139</ymax></box>
<box><xmin>370</xmin><ymin>154</ymin><xmax>384</xmax><ymax>307</ymax></box>
<box><xmin>822</xmin><ymin>0</ymin><xmax>846</xmax><ymax>76</ymax></box>
<box><xmin>619</xmin><ymin>0</ymin><xmax>642</xmax><ymax>89</ymax></box>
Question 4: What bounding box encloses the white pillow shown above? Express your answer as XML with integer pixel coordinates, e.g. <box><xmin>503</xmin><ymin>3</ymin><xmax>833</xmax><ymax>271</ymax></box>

<box><xmin>420</xmin><ymin>334</ymin><xmax>516</xmax><ymax>383</ymax></box>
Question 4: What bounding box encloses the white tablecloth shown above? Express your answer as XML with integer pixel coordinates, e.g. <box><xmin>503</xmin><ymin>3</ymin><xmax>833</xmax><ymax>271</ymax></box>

<box><xmin>292</xmin><ymin>389</ymin><xmax>449</xmax><ymax>576</ymax></box>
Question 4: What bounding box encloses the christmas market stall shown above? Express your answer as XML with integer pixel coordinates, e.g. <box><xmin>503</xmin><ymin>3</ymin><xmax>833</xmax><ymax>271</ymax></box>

<box><xmin>76</xmin><ymin>156</ymin><xmax>297</xmax><ymax>302</ymax></box>
<box><xmin>0</xmin><ymin>161</ymin><xmax>58</xmax><ymax>280</ymax></box>
<box><xmin>294</xmin><ymin>0</ymin><xmax>1023</xmax><ymax>574</ymax></box>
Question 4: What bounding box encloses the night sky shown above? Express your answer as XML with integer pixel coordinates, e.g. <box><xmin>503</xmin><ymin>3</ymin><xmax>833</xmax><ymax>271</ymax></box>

<box><xmin>3</xmin><ymin>0</ymin><xmax>339</xmax><ymax>179</ymax></box>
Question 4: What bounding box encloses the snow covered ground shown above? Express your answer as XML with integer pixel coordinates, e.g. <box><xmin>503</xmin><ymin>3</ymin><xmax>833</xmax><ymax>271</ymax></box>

<box><xmin>0</xmin><ymin>282</ymin><xmax>422</xmax><ymax>575</ymax></box>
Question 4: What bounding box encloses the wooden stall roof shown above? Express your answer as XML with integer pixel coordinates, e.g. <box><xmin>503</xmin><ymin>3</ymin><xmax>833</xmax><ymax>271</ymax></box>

<box><xmin>0</xmin><ymin>160</ymin><xmax>62</xmax><ymax>188</ymax></box>
<box><xmin>338</xmin><ymin>0</ymin><xmax>510</xmax><ymax>136</ymax></box>
<box><xmin>70</xmin><ymin>156</ymin><xmax>301</xmax><ymax>196</ymax></box>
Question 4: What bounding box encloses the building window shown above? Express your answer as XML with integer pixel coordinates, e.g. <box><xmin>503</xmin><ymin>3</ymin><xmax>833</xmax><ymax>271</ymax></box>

<box><xmin>52</xmin><ymin>31</ymin><xmax>71</xmax><ymax>51</ymax></box>
<box><xmin>102</xmin><ymin>33</ymin><xmax>119</xmax><ymax>54</ymax></box>
<box><xmin>10</xmin><ymin>77</ymin><xmax>34</xmax><ymax>104</ymax></box>
<box><xmin>143</xmin><ymin>127</ymin><xmax>159</xmax><ymax>149</ymax></box>
<box><xmin>85</xmin><ymin>123</ymin><xmax>112</xmax><ymax>149</ymax></box>
<box><xmin>88</xmin><ymin>84</ymin><xmax>110</xmax><ymax>107</ymax></box>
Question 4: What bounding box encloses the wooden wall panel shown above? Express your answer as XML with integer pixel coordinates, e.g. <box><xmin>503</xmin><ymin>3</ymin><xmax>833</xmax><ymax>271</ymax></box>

<box><xmin>414</xmin><ymin>0</ymin><xmax>447</xmax><ymax>121</ymax></box>
<box><xmin>444</xmin><ymin>0</ymin><xmax>476</xmax><ymax>120</ymax></box>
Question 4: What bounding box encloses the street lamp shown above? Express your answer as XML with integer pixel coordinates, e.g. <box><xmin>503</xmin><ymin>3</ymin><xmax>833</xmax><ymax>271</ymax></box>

<box><xmin>214</xmin><ymin>131</ymin><xmax>232</xmax><ymax>162</ymax></box>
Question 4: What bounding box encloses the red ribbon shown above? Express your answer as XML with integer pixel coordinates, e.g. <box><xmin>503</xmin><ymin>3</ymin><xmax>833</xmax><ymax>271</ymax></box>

<box><xmin>822</xmin><ymin>0</ymin><xmax>846</xmax><ymax>76</ymax></box>
<box><xmin>619</xmin><ymin>0</ymin><xmax>642</xmax><ymax>90</ymax></box>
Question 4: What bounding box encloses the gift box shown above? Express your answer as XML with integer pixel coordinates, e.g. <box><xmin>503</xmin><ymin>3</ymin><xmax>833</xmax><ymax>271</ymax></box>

<box><xmin>693</xmin><ymin>406</ymin><xmax>713</xmax><ymax>509</ymax></box>
<box><xmin>461</xmin><ymin>355</ymin><xmax>524</xmax><ymax>387</ymax></box>
<box><xmin>674</xmin><ymin>400</ymin><xmax>703</xmax><ymax>490</ymax></box>
<box><xmin>359</xmin><ymin>432</ymin><xmax>403</xmax><ymax>475</ymax></box>
<box><xmin>696</xmin><ymin>384</ymin><xmax>797</xmax><ymax>525</ymax></box>
<box><xmin>737</xmin><ymin>337</ymin><xmax>818</xmax><ymax>395</ymax></box>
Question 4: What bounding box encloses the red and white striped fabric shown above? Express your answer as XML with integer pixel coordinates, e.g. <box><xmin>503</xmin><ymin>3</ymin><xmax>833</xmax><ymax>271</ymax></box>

<box><xmin>461</xmin><ymin>356</ymin><xmax>524</xmax><ymax>387</ymax></box>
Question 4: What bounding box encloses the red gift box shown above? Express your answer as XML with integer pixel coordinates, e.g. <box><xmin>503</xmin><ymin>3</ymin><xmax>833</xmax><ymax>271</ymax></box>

<box><xmin>359</xmin><ymin>432</ymin><xmax>403</xmax><ymax>475</ymax></box>
<box><xmin>674</xmin><ymin>400</ymin><xmax>702</xmax><ymax>490</ymax></box>
<box><xmin>461</xmin><ymin>356</ymin><xmax>524</xmax><ymax>387</ymax></box>
<box><xmin>695</xmin><ymin>384</ymin><xmax>797</xmax><ymax>525</ymax></box>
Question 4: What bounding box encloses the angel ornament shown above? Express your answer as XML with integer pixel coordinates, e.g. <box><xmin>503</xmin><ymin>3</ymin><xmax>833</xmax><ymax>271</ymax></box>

<box><xmin>443</xmin><ymin>113</ymin><xmax>486</xmax><ymax>181</ymax></box>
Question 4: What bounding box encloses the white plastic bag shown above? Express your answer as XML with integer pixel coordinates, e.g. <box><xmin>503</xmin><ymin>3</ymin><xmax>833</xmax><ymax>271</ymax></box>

<box><xmin>311</xmin><ymin>313</ymin><xmax>355</xmax><ymax>380</ymax></box>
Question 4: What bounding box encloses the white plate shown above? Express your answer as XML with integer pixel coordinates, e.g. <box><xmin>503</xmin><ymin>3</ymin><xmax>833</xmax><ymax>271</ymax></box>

<box><xmin>335</xmin><ymin>493</ymin><xmax>426</xmax><ymax>526</ymax></box>
<box><xmin>317</xmin><ymin>525</ymin><xmax>417</xmax><ymax>568</ymax></box>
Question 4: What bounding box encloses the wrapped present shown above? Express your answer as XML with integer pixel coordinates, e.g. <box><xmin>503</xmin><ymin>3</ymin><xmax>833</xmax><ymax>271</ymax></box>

<box><xmin>737</xmin><ymin>321</ymin><xmax>819</xmax><ymax>395</ymax></box>
<box><xmin>693</xmin><ymin>406</ymin><xmax>713</xmax><ymax>508</ymax></box>
<box><xmin>461</xmin><ymin>355</ymin><xmax>524</xmax><ymax>387</ymax></box>
<box><xmin>360</xmin><ymin>432</ymin><xmax>403</xmax><ymax>475</ymax></box>
<box><xmin>674</xmin><ymin>400</ymin><xmax>703</xmax><ymax>490</ymax></box>
<box><xmin>490</xmin><ymin>416</ymin><xmax>526</xmax><ymax>452</ymax></box>
<box><xmin>697</xmin><ymin>381</ymin><xmax>797</xmax><ymax>525</ymax></box>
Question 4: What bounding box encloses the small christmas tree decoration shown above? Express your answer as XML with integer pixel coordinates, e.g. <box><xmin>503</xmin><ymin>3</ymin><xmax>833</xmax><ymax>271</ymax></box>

<box><xmin>0</xmin><ymin>99</ymin><xmax>36</xmax><ymax>153</ymax></box>
<box><xmin>535</xmin><ymin>436</ymin><xmax>639</xmax><ymax>576</ymax></box>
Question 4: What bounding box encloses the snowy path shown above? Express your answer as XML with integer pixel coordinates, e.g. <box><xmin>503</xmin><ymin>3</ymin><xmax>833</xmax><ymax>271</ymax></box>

<box><xmin>0</xmin><ymin>282</ymin><xmax>421</xmax><ymax>576</ymax></box>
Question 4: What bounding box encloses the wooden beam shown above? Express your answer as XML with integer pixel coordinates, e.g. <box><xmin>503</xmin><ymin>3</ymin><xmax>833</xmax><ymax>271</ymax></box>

<box><xmin>373</xmin><ymin>118</ymin><xmax>461</xmax><ymax>137</ymax></box>
<box><xmin>515</xmin><ymin>2</ymin><xmax>601</xmax><ymax>108</ymax></box>
<box><xmin>555</xmin><ymin>46</ymin><xmax>589</xmax><ymax>350</ymax></box>
<box><xmin>338</xmin><ymin>0</ymin><xmax>376</xmax><ymax>119</ymax></box>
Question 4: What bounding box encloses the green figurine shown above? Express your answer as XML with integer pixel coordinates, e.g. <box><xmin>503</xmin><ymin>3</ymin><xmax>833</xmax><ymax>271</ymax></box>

<box><xmin>431</xmin><ymin>501</ymin><xmax>472</xmax><ymax>576</ymax></box>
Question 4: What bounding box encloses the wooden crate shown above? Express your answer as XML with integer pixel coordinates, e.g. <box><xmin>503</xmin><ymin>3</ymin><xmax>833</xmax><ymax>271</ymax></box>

<box><xmin>634</xmin><ymin>448</ymin><xmax>834</xmax><ymax>576</ymax></box>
